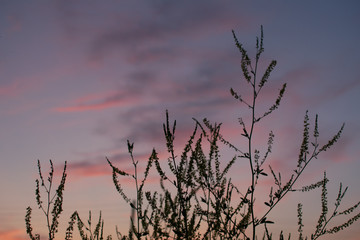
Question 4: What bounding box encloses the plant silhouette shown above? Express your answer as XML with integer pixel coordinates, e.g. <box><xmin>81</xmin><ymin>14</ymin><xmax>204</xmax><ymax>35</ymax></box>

<box><xmin>26</xmin><ymin>27</ymin><xmax>360</xmax><ymax>240</ymax></box>
<box><xmin>25</xmin><ymin>160</ymin><xmax>67</xmax><ymax>240</ymax></box>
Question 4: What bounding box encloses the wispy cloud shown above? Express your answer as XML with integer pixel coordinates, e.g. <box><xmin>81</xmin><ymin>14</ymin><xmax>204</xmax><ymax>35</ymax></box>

<box><xmin>54</xmin><ymin>90</ymin><xmax>140</xmax><ymax>112</ymax></box>
<box><xmin>81</xmin><ymin>2</ymin><xmax>255</xmax><ymax>65</ymax></box>
<box><xmin>0</xmin><ymin>81</ymin><xmax>21</xmax><ymax>97</ymax></box>
<box><xmin>65</xmin><ymin>149</ymin><xmax>161</xmax><ymax>179</ymax></box>
<box><xmin>6</xmin><ymin>15</ymin><xmax>22</xmax><ymax>33</ymax></box>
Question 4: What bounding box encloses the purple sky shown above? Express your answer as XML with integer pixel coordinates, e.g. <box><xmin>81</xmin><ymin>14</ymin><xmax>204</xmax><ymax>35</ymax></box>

<box><xmin>1</xmin><ymin>1</ymin><xmax>360</xmax><ymax>239</ymax></box>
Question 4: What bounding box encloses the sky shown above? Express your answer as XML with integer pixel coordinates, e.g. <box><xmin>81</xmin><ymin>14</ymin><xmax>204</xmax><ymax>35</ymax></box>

<box><xmin>1</xmin><ymin>1</ymin><xmax>360</xmax><ymax>239</ymax></box>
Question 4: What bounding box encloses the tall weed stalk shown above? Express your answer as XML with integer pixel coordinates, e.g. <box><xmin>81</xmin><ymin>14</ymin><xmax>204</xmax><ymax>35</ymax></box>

<box><xmin>107</xmin><ymin>26</ymin><xmax>360</xmax><ymax>239</ymax></box>
<box><xmin>26</xmin><ymin>27</ymin><xmax>360</xmax><ymax>239</ymax></box>
<box><xmin>25</xmin><ymin>160</ymin><xmax>67</xmax><ymax>240</ymax></box>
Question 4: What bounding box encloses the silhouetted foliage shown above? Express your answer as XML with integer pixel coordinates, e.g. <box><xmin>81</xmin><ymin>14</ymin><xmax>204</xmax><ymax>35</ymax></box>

<box><xmin>65</xmin><ymin>211</ymin><xmax>112</xmax><ymax>240</ymax></box>
<box><xmin>26</xmin><ymin>27</ymin><xmax>359</xmax><ymax>239</ymax></box>
<box><xmin>25</xmin><ymin>160</ymin><xmax>67</xmax><ymax>240</ymax></box>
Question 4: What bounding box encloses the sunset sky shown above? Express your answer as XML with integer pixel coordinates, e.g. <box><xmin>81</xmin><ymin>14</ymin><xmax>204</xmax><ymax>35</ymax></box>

<box><xmin>1</xmin><ymin>1</ymin><xmax>360</xmax><ymax>239</ymax></box>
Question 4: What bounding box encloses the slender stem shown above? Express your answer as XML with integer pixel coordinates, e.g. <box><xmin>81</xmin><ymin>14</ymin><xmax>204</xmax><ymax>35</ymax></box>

<box><xmin>257</xmin><ymin>146</ymin><xmax>319</xmax><ymax>225</ymax></box>
<box><xmin>130</xmin><ymin>152</ymin><xmax>140</xmax><ymax>239</ymax></box>
<box><xmin>47</xmin><ymin>172</ymin><xmax>52</xmax><ymax>239</ymax></box>
<box><xmin>249</xmin><ymin>50</ymin><xmax>260</xmax><ymax>240</ymax></box>
<box><xmin>89</xmin><ymin>211</ymin><xmax>93</xmax><ymax>240</ymax></box>
<box><xmin>207</xmin><ymin>184</ymin><xmax>211</xmax><ymax>239</ymax></box>
<box><xmin>312</xmin><ymin>181</ymin><xmax>339</xmax><ymax>240</ymax></box>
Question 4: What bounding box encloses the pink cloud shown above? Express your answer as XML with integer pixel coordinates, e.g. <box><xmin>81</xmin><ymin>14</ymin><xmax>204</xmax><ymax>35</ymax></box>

<box><xmin>64</xmin><ymin>132</ymin><xmax>221</xmax><ymax>182</ymax></box>
<box><xmin>107</xmin><ymin>174</ymin><xmax>162</xmax><ymax>186</ymax></box>
<box><xmin>68</xmin><ymin>162</ymin><xmax>112</xmax><ymax>178</ymax></box>
<box><xmin>0</xmin><ymin>81</ymin><xmax>21</xmax><ymax>97</ymax></box>
<box><xmin>65</xmin><ymin>150</ymin><xmax>158</xmax><ymax>179</ymax></box>
<box><xmin>0</xmin><ymin>62</ymin><xmax>83</xmax><ymax>101</ymax></box>
<box><xmin>54</xmin><ymin>91</ymin><xmax>139</xmax><ymax>112</ymax></box>
<box><xmin>0</xmin><ymin>229</ymin><xmax>27</xmax><ymax>240</ymax></box>
<box><xmin>6</xmin><ymin>15</ymin><xmax>22</xmax><ymax>33</ymax></box>
<box><xmin>55</xmin><ymin>100</ymin><xmax>125</xmax><ymax>112</ymax></box>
